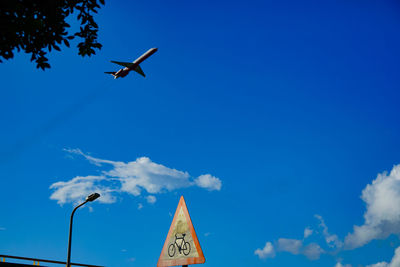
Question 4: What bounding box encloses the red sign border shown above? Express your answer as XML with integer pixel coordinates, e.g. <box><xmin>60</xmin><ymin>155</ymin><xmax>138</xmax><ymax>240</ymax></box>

<box><xmin>157</xmin><ymin>196</ymin><xmax>205</xmax><ymax>266</ymax></box>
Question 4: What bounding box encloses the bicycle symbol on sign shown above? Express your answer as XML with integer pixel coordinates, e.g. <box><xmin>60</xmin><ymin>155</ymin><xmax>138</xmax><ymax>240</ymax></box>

<box><xmin>168</xmin><ymin>233</ymin><xmax>191</xmax><ymax>257</ymax></box>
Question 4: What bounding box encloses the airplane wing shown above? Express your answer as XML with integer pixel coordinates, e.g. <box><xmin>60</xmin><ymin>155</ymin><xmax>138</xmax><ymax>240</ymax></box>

<box><xmin>104</xmin><ymin>71</ymin><xmax>116</xmax><ymax>74</ymax></box>
<box><xmin>110</xmin><ymin>61</ymin><xmax>134</xmax><ymax>68</ymax></box>
<box><xmin>133</xmin><ymin>65</ymin><xmax>146</xmax><ymax>77</ymax></box>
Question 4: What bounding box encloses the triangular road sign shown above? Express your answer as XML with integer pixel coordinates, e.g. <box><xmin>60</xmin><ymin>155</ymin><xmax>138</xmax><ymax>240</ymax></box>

<box><xmin>157</xmin><ymin>196</ymin><xmax>205</xmax><ymax>266</ymax></box>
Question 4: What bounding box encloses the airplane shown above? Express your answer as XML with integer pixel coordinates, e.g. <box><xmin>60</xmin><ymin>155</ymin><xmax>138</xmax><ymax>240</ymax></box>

<box><xmin>105</xmin><ymin>48</ymin><xmax>158</xmax><ymax>79</ymax></box>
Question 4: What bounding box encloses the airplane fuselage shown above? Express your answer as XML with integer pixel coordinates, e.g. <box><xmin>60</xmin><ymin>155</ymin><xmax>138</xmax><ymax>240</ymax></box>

<box><xmin>114</xmin><ymin>67</ymin><xmax>130</xmax><ymax>78</ymax></box>
<box><xmin>112</xmin><ymin>48</ymin><xmax>158</xmax><ymax>79</ymax></box>
<box><xmin>131</xmin><ymin>48</ymin><xmax>158</xmax><ymax>66</ymax></box>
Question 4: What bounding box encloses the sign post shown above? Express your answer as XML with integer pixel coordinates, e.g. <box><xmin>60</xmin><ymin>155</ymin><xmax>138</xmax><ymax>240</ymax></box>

<box><xmin>157</xmin><ymin>196</ymin><xmax>205</xmax><ymax>267</ymax></box>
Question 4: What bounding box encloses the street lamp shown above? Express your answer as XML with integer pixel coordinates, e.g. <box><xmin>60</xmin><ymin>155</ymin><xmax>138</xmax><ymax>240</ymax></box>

<box><xmin>66</xmin><ymin>193</ymin><xmax>100</xmax><ymax>267</ymax></box>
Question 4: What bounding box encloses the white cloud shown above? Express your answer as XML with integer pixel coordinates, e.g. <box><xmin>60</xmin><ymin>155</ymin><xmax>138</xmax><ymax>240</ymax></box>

<box><xmin>50</xmin><ymin>149</ymin><xmax>222</xmax><ymax>205</ymax></box>
<box><xmin>49</xmin><ymin>175</ymin><xmax>116</xmax><ymax>205</ymax></box>
<box><xmin>277</xmin><ymin>238</ymin><xmax>302</xmax><ymax>254</ymax></box>
<box><xmin>366</xmin><ymin>246</ymin><xmax>400</xmax><ymax>267</ymax></box>
<box><xmin>137</xmin><ymin>203</ymin><xmax>143</xmax><ymax>210</ymax></box>
<box><xmin>367</xmin><ymin>263</ymin><xmax>388</xmax><ymax>267</ymax></box>
<box><xmin>277</xmin><ymin>239</ymin><xmax>323</xmax><ymax>260</ymax></box>
<box><xmin>391</xmin><ymin>247</ymin><xmax>400</xmax><ymax>267</ymax></box>
<box><xmin>146</xmin><ymin>195</ymin><xmax>157</xmax><ymax>204</ymax></box>
<box><xmin>107</xmin><ymin>157</ymin><xmax>192</xmax><ymax>195</ymax></box>
<box><xmin>64</xmin><ymin>148</ymin><xmax>115</xmax><ymax>166</ymax></box>
<box><xmin>304</xmin><ymin>227</ymin><xmax>313</xmax><ymax>239</ymax></box>
<box><xmin>345</xmin><ymin>164</ymin><xmax>400</xmax><ymax>249</ymax></box>
<box><xmin>255</xmin><ymin>239</ymin><xmax>323</xmax><ymax>260</ymax></box>
<box><xmin>194</xmin><ymin>174</ymin><xmax>222</xmax><ymax>191</ymax></box>
<box><xmin>256</xmin><ymin>164</ymin><xmax>400</xmax><ymax>264</ymax></box>
<box><xmin>315</xmin><ymin>215</ymin><xmax>342</xmax><ymax>248</ymax></box>
<box><xmin>302</xmin><ymin>243</ymin><xmax>324</xmax><ymax>260</ymax></box>
<box><xmin>255</xmin><ymin>242</ymin><xmax>275</xmax><ymax>259</ymax></box>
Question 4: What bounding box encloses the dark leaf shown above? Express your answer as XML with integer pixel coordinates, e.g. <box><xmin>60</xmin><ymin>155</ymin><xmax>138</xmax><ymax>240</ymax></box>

<box><xmin>63</xmin><ymin>39</ymin><xmax>70</xmax><ymax>47</ymax></box>
<box><xmin>0</xmin><ymin>0</ymin><xmax>104</xmax><ymax>70</ymax></box>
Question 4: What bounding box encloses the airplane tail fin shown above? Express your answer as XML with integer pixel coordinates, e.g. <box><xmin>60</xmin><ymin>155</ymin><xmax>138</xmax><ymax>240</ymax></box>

<box><xmin>133</xmin><ymin>65</ymin><xmax>146</xmax><ymax>77</ymax></box>
<box><xmin>105</xmin><ymin>71</ymin><xmax>118</xmax><ymax>79</ymax></box>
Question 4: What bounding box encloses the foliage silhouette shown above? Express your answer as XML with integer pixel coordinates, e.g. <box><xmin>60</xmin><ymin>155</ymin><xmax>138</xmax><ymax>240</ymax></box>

<box><xmin>0</xmin><ymin>0</ymin><xmax>105</xmax><ymax>70</ymax></box>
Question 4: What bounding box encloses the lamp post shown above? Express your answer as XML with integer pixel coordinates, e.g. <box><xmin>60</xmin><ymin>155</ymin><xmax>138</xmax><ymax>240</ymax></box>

<box><xmin>66</xmin><ymin>193</ymin><xmax>100</xmax><ymax>267</ymax></box>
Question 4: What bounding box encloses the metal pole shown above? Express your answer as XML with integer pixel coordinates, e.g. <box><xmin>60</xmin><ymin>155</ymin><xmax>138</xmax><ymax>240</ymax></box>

<box><xmin>66</xmin><ymin>200</ymin><xmax>88</xmax><ymax>267</ymax></box>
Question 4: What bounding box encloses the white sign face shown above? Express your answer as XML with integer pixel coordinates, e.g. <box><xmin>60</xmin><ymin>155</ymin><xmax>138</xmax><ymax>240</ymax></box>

<box><xmin>162</xmin><ymin>207</ymin><xmax>199</xmax><ymax>260</ymax></box>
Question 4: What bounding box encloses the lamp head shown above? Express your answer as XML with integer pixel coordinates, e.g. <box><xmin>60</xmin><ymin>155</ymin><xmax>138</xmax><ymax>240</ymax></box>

<box><xmin>86</xmin><ymin>193</ymin><xmax>100</xmax><ymax>202</ymax></box>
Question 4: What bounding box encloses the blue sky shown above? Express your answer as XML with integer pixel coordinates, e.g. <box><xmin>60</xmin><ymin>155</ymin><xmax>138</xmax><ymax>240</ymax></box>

<box><xmin>1</xmin><ymin>0</ymin><xmax>400</xmax><ymax>266</ymax></box>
